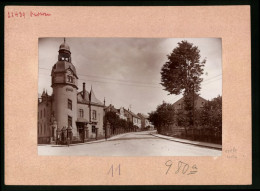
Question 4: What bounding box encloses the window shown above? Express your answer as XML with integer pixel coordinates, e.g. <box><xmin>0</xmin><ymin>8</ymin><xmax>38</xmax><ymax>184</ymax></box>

<box><xmin>92</xmin><ymin>126</ymin><xmax>96</xmax><ymax>133</ymax></box>
<box><xmin>68</xmin><ymin>99</ymin><xmax>72</xmax><ymax>110</ymax></box>
<box><xmin>41</xmin><ymin>124</ymin><xmax>42</xmax><ymax>134</ymax></box>
<box><xmin>40</xmin><ymin>110</ymin><xmax>42</xmax><ymax>118</ymax></box>
<box><xmin>67</xmin><ymin>76</ymin><xmax>73</xmax><ymax>83</ymax></box>
<box><xmin>44</xmin><ymin>123</ymin><xmax>46</xmax><ymax>134</ymax></box>
<box><xmin>79</xmin><ymin>109</ymin><xmax>84</xmax><ymax>118</ymax></box>
<box><xmin>68</xmin><ymin>116</ymin><xmax>72</xmax><ymax>128</ymax></box>
<box><xmin>44</xmin><ymin>108</ymin><xmax>45</xmax><ymax>117</ymax></box>
<box><xmin>92</xmin><ymin>110</ymin><xmax>97</xmax><ymax>120</ymax></box>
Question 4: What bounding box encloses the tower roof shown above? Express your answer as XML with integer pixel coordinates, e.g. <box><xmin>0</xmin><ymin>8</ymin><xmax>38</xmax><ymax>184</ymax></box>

<box><xmin>51</xmin><ymin>61</ymin><xmax>78</xmax><ymax>78</ymax></box>
<box><xmin>90</xmin><ymin>88</ymin><xmax>103</xmax><ymax>105</ymax></box>
<box><xmin>59</xmin><ymin>38</ymin><xmax>70</xmax><ymax>51</ymax></box>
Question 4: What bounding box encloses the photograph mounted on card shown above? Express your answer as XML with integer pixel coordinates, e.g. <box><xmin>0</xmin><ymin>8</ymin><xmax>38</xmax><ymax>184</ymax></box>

<box><xmin>4</xmin><ymin>5</ymin><xmax>251</xmax><ymax>185</ymax></box>
<box><xmin>38</xmin><ymin>37</ymin><xmax>222</xmax><ymax>157</ymax></box>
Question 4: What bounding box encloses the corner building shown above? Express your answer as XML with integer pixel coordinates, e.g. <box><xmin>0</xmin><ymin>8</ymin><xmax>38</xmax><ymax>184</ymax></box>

<box><xmin>38</xmin><ymin>40</ymin><xmax>105</xmax><ymax>144</ymax></box>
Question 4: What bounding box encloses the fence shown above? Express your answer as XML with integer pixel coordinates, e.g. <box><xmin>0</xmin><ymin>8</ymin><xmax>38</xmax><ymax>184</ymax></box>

<box><xmin>160</xmin><ymin>126</ymin><xmax>222</xmax><ymax>144</ymax></box>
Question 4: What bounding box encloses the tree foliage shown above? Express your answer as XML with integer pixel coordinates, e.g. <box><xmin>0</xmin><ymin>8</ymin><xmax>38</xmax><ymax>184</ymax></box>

<box><xmin>197</xmin><ymin>95</ymin><xmax>222</xmax><ymax>132</ymax></box>
<box><xmin>160</xmin><ymin>40</ymin><xmax>206</xmax><ymax>96</ymax></box>
<box><xmin>104</xmin><ymin>111</ymin><xmax>133</xmax><ymax>134</ymax></box>
<box><xmin>148</xmin><ymin>102</ymin><xmax>175</xmax><ymax>133</ymax></box>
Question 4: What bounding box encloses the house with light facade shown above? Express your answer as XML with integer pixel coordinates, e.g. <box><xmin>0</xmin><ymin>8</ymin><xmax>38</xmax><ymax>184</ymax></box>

<box><xmin>123</xmin><ymin>109</ymin><xmax>141</xmax><ymax>129</ymax></box>
<box><xmin>137</xmin><ymin>113</ymin><xmax>154</xmax><ymax>130</ymax></box>
<box><xmin>104</xmin><ymin>105</ymin><xmax>141</xmax><ymax>128</ymax></box>
<box><xmin>38</xmin><ymin>40</ymin><xmax>105</xmax><ymax>144</ymax></box>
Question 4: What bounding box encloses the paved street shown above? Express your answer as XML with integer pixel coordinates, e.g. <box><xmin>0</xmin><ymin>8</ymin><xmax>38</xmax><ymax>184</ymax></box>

<box><xmin>38</xmin><ymin>131</ymin><xmax>221</xmax><ymax>156</ymax></box>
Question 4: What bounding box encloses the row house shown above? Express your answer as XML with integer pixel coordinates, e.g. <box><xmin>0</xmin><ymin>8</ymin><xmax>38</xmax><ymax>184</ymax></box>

<box><xmin>104</xmin><ymin>105</ymin><xmax>141</xmax><ymax>129</ymax></box>
<box><xmin>137</xmin><ymin>113</ymin><xmax>154</xmax><ymax>130</ymax></box>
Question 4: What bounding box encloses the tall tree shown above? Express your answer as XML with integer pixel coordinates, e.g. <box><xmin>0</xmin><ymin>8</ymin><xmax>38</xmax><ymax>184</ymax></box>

<box><xmin>161</xmin><ymin>40</ymin><xmax>206</xmax><ymax>95</ymax></box>
<box><xmin>161</xmin><ymin>41</ymin><xmax>206</xmax><ymax>130</ymax></box>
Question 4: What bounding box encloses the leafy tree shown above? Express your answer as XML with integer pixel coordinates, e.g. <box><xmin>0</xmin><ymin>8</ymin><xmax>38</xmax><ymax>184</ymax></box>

<box><xmin>104</xmin><ymin>111</ymin><xmax>120</xmax><ymax>134</ymax></box>
<box><xmin>149</xmin><ymin>111</ymin><xmax>161</xmax><ymax>133</ymax></box>
<box><xmin>197</xmin><ymin>95</ymin><xmax>222</xmax><ymax>142</ymax></box>
<box><xmin>149</xmin><ymin>102</ymin><xmax>175</xmax><ymax>133</ymax></box>
<box><xmin>161</xmin><ymin>40</ymin><xmax>206</xmax><ymax>95</ymax></box>
<box><xmin>161</xmin><ymin>41</ymin><xmax>206</xmax><ymax>130</ymax></box>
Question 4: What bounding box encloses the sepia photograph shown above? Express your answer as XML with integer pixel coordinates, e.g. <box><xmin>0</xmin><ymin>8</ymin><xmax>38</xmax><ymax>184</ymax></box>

<box><xmin>37</xmin><ymin>37</ymin><xmax>222</xmax><ymax>156</ymax></box>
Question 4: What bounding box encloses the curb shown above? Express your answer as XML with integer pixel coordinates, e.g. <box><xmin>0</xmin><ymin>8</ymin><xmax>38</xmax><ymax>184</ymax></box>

<box><xmin>150</xmin><ymin>133</ymin><xmax>222</xmax><ymax>150</ymax></box>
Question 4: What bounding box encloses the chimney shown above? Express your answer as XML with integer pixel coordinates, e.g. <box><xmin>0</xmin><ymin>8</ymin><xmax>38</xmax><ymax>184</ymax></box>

<box><xmin>83</xmin><ymin>82</ymin><xmax>86</xmax><ymax>99</ymax></box>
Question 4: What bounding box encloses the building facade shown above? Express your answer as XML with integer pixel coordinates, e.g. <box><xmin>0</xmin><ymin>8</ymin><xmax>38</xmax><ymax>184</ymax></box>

<box><xmin>137</xmin><ymin>113</ymin><xmax>154</xmax><ymax>130</ymax></box>
<box><xmin>38</xmin><ymin>40</ymin><xmax>105</xmax><ymax>144</ymax></box>
<box><xmin>123</xmin><ymin>109</ymin><xmax>141</xmax><ymax>128</ymax></box>
<box><xmin>173</xmin><ymin>95</ymin><xmax>207</xmax><ymax>111</ymax></box>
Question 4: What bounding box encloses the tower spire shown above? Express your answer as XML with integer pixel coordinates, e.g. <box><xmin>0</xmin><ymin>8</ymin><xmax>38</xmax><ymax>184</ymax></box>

<box><xmin>64</xmin><ymin>37</ymin><xmax>66</xmax><ymax>43</ymax></box>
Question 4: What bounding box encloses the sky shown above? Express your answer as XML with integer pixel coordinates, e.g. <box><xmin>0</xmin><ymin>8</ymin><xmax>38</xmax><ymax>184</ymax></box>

<box><xmin>38</xmin><ymin>38</ymin><xmax>222</xmax><ymax>115</ymax></box>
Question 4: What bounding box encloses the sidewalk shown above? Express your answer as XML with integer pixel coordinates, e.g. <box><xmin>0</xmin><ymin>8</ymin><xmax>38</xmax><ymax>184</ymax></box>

<box><xmin>46</xmin><ymin>132</ymin><xmax>134</xmax><ymax>147</ymax></box>
<box><xmin>150</xmin><ymin>132</ymin><xmax>222</xmax><ymax>150</ymax></box>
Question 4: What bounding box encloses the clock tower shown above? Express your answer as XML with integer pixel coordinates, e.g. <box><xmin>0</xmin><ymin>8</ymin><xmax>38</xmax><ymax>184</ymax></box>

<box><xmin>51</xmin><ymin>39</ymin><xmax>78</xmax><ymax>139</ymax></box>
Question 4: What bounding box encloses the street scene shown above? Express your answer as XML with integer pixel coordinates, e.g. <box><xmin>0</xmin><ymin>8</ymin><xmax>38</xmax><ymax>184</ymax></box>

<box><xmin>38</xmin><ymin>131</ymin><xmax>221</xmax><ymax>156</ymax></box>
<box><xmin>38</xmin><ymin>38</ymin><xmax>222</xmax><ymax>156</ymax></box>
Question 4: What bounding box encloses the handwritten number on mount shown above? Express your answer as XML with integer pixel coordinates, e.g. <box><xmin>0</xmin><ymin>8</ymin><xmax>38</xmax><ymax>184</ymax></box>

<box><xmin>165</xmin><ymin>160</ymin><xmax>198</xmax><ymax>175</ymax></box>
<box><xmin>165</xmin><ymin>160</ymin><xmax>173</xmax><ymax>174</ymax></box>
<box><xmin>108</xmin><ymin>164</ymin><xmax>120</xmax><ymax>177</ymax></box>
<box><xmin>187</xmin><ymin>165</ymin><xmax>198</xmax><ymax>175</ymax></box>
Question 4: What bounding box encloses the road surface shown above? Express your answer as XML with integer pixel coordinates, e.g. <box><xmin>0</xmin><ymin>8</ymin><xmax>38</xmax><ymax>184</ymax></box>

<box><xmin>38</xmin><ymin>131</ymin><xmax>221</xmax><ymax>156</ymax></box>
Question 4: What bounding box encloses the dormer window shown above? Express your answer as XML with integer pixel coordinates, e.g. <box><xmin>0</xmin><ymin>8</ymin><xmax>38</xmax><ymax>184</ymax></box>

<box><xmin>67</xmin><ymin>76</ymin><xmax>73</xmax><ymax>83</ymax></box>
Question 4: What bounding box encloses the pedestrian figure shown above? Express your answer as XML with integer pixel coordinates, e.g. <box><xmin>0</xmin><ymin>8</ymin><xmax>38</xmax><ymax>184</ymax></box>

<box><xmin>67</xmin><ymin>137</ymin><xmax>70</xmax><ymax>147</ymax></box>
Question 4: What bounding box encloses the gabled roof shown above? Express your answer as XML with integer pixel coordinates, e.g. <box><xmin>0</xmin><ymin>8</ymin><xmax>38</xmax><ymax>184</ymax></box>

<box><xmin>77</xmin><ymin>88</ymin><xmax>103</xmax><ymax>106</ymax></box>
<box><xmin>173</xmin><ymin>95</ymin><xmax>207</xmax><ymax>106</ymax></box>
<box><xmin>124</xmin><ymin>109</ymin><xmax>140</xmax><ymax>119</ymax></box>
<box><xmin>137</xmin><ymin>113</ymin><xmax>149</xmax><ymax>119</ymax></box>
<box><xmin>104</xmin><ymin>104</ymin><xmax>119</xmax><ymax>113</ymax></box>
<box><xmin>77</xmin><ymin>90</ymin><xmax>90</xmax><ymax>103</ymax></box>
